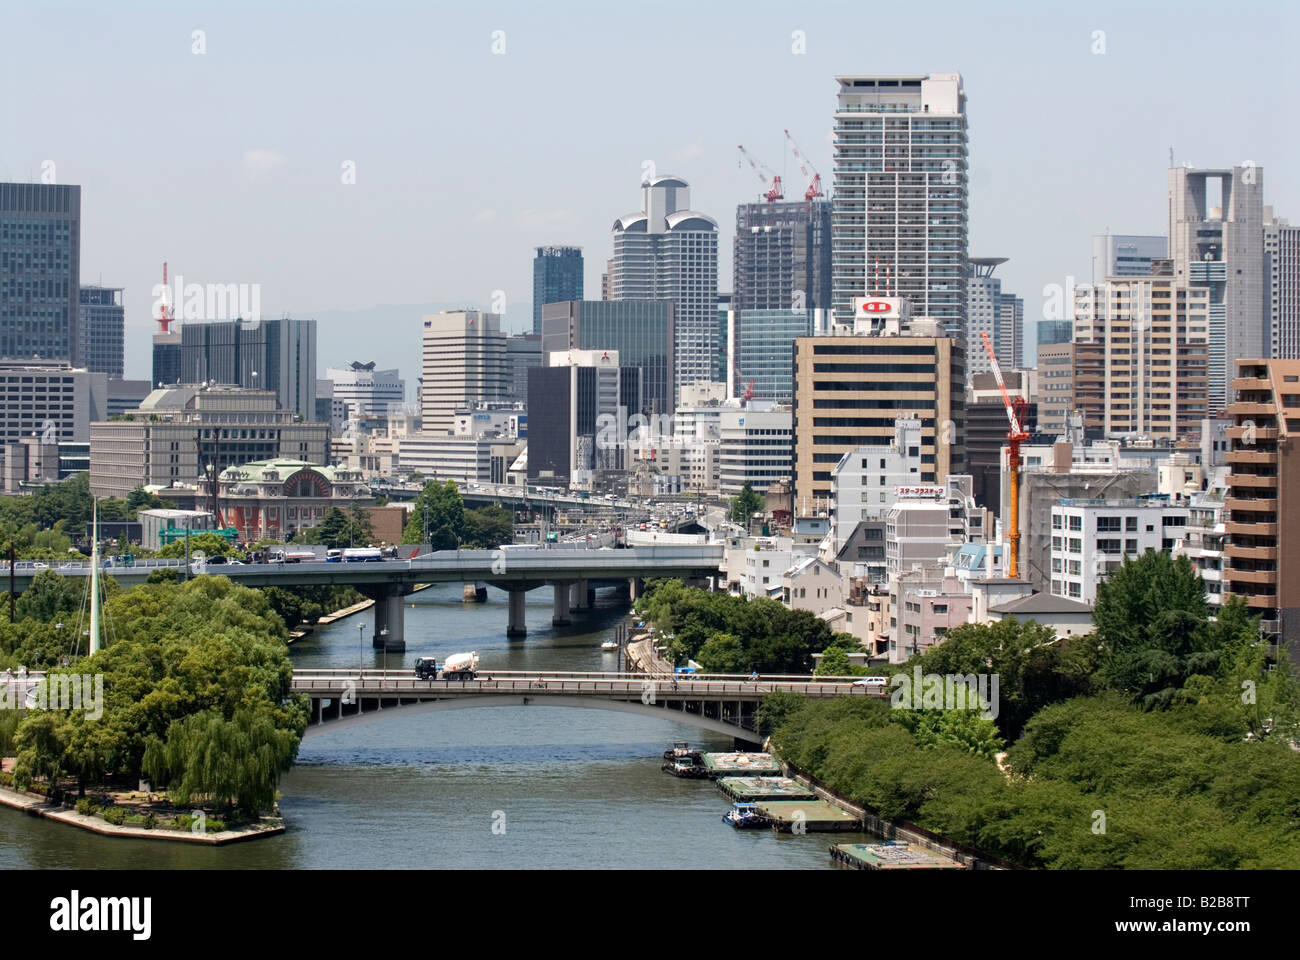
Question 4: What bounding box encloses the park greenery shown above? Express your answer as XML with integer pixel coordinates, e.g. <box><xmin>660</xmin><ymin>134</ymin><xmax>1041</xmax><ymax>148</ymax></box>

<box><xmin>756</xmin><ymin>550</ymin><xmax>1300</xmax><ymax>869</ymax></box>
<box><xmin>401</xmin><ymin>479</ymin><xmax>513</xmax><ymax>549</ymax></box>
<box><xmin>0</xmin><ymin>474</ymin><xmax>168</xmax><ymax>561</ymax></box>
<box><xmin>634</xmin><ymin>578</ymin><xmax>839</xmax><ymax>673</ymax></box>
<box><xmin>293</xmin><ymin>505</ymin><xmax>373</xmax><ymax>549</ymax></box>
<box><xmin>0</xmin><ymin>573</ymin><xmax>306</xmax><ymax>818</ymax></box>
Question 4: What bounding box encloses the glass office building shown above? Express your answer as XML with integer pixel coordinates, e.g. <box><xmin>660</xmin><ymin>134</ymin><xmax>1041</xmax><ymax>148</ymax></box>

<box><xmin>532</xmin><ymin>246</ymin><xmax>583</xmax><ymax>335</ymax></box>
<box><xmin>540</xmin><ymin>299</ymin><xmax>673</xmax><ymax>417</ymax></box>
<box><xmin>734</xmin><ymin>308</ymin><xmax>812</xmax><ymax>402</ymax></box>
<box><xmin>1</xmin><ymin>183</ymin><xmax>81</xmax><ymax>363</ymax></box>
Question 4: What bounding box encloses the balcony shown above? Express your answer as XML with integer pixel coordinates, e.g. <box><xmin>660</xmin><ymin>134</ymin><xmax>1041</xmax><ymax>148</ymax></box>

<box><xmin>1227</xmin><ymin>401</ymin><xmax>1276</xmax><ymax>417</ymax></box>
<box><xmin>1231</xmin><ymin>376</ymin><xmax>1272</xmax><ymax>392</ymax></box>
<box><xmin>1225</xmin><ymin>449</ymin><xmax>1278</xmax><ymax>465</ymax></box>
<box><xmin>1224</xmin><ymin>521</ymin><xmax>1277</xmax><ymax>537</ymax></box>
<box><xmin>1226</xmin><ymin>425</ymin><xmax>1279</xmax><ymax>441</ymax></box>
<box><xmin>1224</xmin><ymin>568</ymin><xmax>1277</xmax><ymax>585</ymax></box>
<box><xmin>1224</xmin><ymin>544</ymin><xmax>1278</xmax><ymax>562</ymax></box>
<box><xmin>1224</xmin><ymin>497</ymin><xmax>1277</xmax><ymax>514</ymax></box>
<box><xmin>1226</xmin><ymin>473</ymin><xmax>1278</xmax><ymax>489</ymax></box>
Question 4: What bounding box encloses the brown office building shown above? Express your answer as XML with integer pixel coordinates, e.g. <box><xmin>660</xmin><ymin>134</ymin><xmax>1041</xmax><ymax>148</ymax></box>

<box><xmin>1224</xmin><ymin>359</ymin><xmax>1300</xmax><ymax>652</ymax></box>
<box><xmin>1071</xmin><ymin>275</ymin><xmax>1210</xmax><ymax>442</ymax></box>
<box><xmin>792</xmin><ymin>330</ymin><xmax>964</xmax><ymax>510</ymax></box>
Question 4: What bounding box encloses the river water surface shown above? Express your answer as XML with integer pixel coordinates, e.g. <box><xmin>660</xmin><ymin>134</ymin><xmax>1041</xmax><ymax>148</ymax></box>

<box><xmin>0</xmin><ymin>583</ymin><xmax>878</xmax><ymax>869</ymax></box>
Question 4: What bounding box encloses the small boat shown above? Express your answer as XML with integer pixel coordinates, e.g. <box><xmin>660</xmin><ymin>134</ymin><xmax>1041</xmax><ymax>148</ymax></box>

<box><xmin>723</xmin><ymin>803</ymin><xmax>769</xmax><ymax>829</ymax></box>
<box><xmin>600</xmin><ymin>639</ymin><xmax>619</xmax><ymax>650</ymax></box>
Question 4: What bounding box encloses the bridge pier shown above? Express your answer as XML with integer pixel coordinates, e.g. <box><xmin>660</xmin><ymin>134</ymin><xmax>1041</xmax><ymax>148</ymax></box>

<box><xmin>507</xmin><ymin>588</ymin><xmax>527</xmax><ymax>637</ymax></box>
<box><xmin>629</xmin><ymin>577</ymin><xmax>644</xmax><ymax>601</ymax></box>
<box><xmin>462</xmin><ymin>581</ymin><xmax>488</xmax><ymax>603</ymax></box>
<box><xmin>569</xmin><ymin>579</ymin><xmax>591</xmax><ymax>613</ymax></box>
<box><xmin>552</xmin><ymin>581</ymin><xmax>572</xmax><ymax>626</ymax></box>
<box><xmin>361</xmin><ymin>583</ymin><xmax>410</xmax><ymax>651</ymax></box>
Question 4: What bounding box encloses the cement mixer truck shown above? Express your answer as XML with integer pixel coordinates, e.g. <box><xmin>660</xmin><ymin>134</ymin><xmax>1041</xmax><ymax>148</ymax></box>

<box><xmin>440</xmin><ymin>652</ymin><xmax>480</xmax><ymax>680</ymax></box>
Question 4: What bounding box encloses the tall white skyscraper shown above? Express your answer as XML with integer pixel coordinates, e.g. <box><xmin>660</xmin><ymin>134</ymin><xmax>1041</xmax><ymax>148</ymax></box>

<box><xmin>1264</xmin><ymin>207</ymin><xmax>1300</xmax><ymax>359</ymax></box>
<box><xmin>1168</xmin><ymin>166</ymin><xmax>1266</xmax><ymax>411</ymax></box>
<box><xmin>420</xmin><ymin>311</ymin><xmax>507</xmax><ymax>436</ymax></box>
<box><xmin>831</xmin><ymin>74</ymin><xmax>969</xmax><ymax>333</ymax></box>
<box><xmin>610</xmin><ymin>176</ymin><xmax>718</xmax><ymax>405</ymax></box>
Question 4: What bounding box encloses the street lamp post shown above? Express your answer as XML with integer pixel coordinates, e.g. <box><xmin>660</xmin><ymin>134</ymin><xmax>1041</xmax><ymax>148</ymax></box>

<box><xmin>380</xmin><ymin>627</ymin><xmax>388</xmax><ymax>678</ymax></box>
<box><xmin>358</xmin><ymin>621</ymin><xmax>365</xmax><ymax>678</ymax></box>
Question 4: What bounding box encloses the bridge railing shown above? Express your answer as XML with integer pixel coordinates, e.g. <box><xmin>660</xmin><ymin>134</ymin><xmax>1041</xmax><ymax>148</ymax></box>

<box><xmin>290</xmin><ymin>676</ymin><xmax>879</xmax><ymax>697</ymax></box>
<box><xmin>291</xmin><ymin>668</ymin><xmax>868</xmax><ymax>683</ymax></box>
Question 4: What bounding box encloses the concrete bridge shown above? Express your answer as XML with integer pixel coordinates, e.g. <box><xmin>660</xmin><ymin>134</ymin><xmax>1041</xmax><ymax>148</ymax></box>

<box><xmin>293</xmin><ymin>669</ymin><xmax>881</xmax><ymax>744</ymax></box>
<box><xmin>1</xmin><ymin>545</ymin><xmax>724</xmax><ymax>652</ymax></box>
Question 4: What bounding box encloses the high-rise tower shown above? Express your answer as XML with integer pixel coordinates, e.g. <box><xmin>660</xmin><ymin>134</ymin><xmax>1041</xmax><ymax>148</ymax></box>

<box><xmin>831</xmin><ymin>75</ymin><xmax>968</xmax><ymax>334</ymax></box>
<box><xmin>609</xmin><ymin>176</ymin><xmax>718</xmax><ymax>405</ymax></box>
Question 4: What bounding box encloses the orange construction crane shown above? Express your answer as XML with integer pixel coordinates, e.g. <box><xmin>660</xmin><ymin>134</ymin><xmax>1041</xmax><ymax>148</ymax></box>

<box><xmin>737</xmin><ymin>145</ymin><xmax>783</xmax><ymax>202</ymax></box>
<box><xmin>742</xmin><ymin>379</ymin><xmax>755</xmax><ymax>401</ymax></box>
<box><xmin>783</xmin><ymin>128</ymin><xmax>824</xmax><ymax>202</ymax></box>
<box><xmin>981</xmin><ymin>331</ymin><xmax>1029</xmax><ymax>579</ymax></box>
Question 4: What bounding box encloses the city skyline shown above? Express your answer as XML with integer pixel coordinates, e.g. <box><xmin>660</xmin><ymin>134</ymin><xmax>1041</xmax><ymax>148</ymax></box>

<box><xmin>4</xmin><ymin>1</ymin><xmax>1294</xmax><ymax>382</ymax></box>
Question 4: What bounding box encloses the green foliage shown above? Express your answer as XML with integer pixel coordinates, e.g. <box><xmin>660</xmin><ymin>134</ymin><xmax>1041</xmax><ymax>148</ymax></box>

<box><xmin>9</xmin><ymin>576</ymin><xmax>306</xmax><ymax>817</ymax></box>
<box><xmin>400</xmin><ymin>481</ymin><xmax>512</xmax><ymax>549</ymax></box>
<box><xmin>1093</xmin><ymin>551</ymin><xmax>1249</xmax><ymax>708</ymax></box>
<box><xmin>695</xmin><ymin>632</ymin><xmax>746</xmax><ymax>673</ymax></box>
<box><xmin>729</xmin><ymin>482</ymin><xmax>763</xmax><ymax>523</ymax></box>
<box><xmin>462</xmin><ymin>504</ymin><xmax>514</xmax><ymax>548</ymax></box>
<box><xmin>402</xmin><ymin>480</ymin><xmax>464</xmax><ymax>547</ymax></box>
<box><xmin>125</xmin><ymin>487</ymin><xmax>166</xmax><ymax>518</ymax></box>
<box><xmin>260</xmin><ymin>585</ymin><xmax>362</xmax><ymax>628</ymax></box>
<box><xmin>101</xmin><ymin>806</ymin><xmax>126</xmax><ymax>826</ymax></box>
<box><xmin>75</xmin><ymin>797</ymin><xmax>99</xmax><ymax>816</ymax></box>
<box><xmin>154</xmin><ymin>532</ymin><xmax>235</xmax><ymax>559</ymax></box>
<box><xmin>296</xmin><ymin>505</ymin><xmax>373</xmax><ymax>549</ymax></box>
<box><xmin>910</xmin><ymin>617</ymin><xmax>1092</xmax><ymax>741</ymax></box>
<box><xmin>144</xmin><ymin>707</ymin><xmax>300</xmax><ymax>815</ymax></box>
<box><xmin>639</xmin><ymin>579</ymin><xmax>836</xmax><ymax>673</ymax></box>
<box><xmin>889</xmin><ymin>708</ymin><xmax>1005</xmax><ymax>759</ymax></box>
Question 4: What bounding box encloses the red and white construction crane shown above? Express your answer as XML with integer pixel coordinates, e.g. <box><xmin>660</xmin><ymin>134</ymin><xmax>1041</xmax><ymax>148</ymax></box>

<box><xmin>157</xmin><ymin>262</ymin><xmax>175</xmax><ymax>333</ymax></box>
<box><xmin>783</xmin><ymin>128</ymin><xmax>824</xmax><ymax>202</ymax></box>
<box><xmin>980</xmin><ymin>330</ymin><xmax>1029</xmax><ymax>579</ymax></box>
<box><xmin>737</xmin><ymin>145</ymin><xmax>783</xmax><ymax>202</ymax></box>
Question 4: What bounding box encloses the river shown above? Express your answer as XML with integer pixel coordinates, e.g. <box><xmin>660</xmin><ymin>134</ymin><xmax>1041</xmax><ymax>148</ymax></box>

<box><xmin>0</xmin><ymin>583</ymin><xmax>878</xmax><ymax>869</ymax></box>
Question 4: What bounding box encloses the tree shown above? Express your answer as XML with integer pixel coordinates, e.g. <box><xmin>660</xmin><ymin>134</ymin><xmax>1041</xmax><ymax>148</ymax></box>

<box><xmin>144</xmin><ymin>707</ymin><xmax>300</xmax><ymax>815</ymax></box>
<box><xmin>729</xmin><ymin>482</ymin><xmax>763</xmax><ymax>523</ymax></box>
<box><xmin>1092</xmin><ymin>550</ymin><xmax>1227</xmax><ymax>707</ymax></box>
<box><xmin>155</xmin><ymin>531</ymin><xmax>235</xmax><ymax>559</ymax></box>
<box><xmin>696</xmin><ymin>632</ymin><xmax>747</xmax><ymax>673</ymax></box>
<box><xmin>402</xmin><ymin>480</ymin><xmax>465</xmax><ymax>548</ymax></box>
<box><xmin>462</xmin><ymin>505</ymin><xmax>513</xmax><ymax>548</ymax></box>
<box><xmin>300</xmin><ymin>506</ymin><xmax>371</xmax><ymax>549</ymax></box>
<box><xmin>125</xmin><ymin>486</ymin><xmax>165</xmax><ymax>519</ymax></box>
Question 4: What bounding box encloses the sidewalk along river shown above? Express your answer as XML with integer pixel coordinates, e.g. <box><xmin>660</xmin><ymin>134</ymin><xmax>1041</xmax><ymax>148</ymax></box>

<box><xmin>0</xmin><ymin>583</ymin><xmax>882</xmax><ymax>869</ymax></box>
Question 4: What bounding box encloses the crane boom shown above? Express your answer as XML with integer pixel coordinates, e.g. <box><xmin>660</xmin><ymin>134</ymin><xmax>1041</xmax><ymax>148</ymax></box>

<box><xmin>737</xmin><ymin>145</ymin><xmax>783</xmax><ymax>202</ymax></box>
<box><xmin>980</xmin><ymin>330</ymin><xmax>1028</xmax><ymax>579</ymax></box>
<box><xmin>783</xmin><ymin>128</ymin><xmax>824</xmax><ymax>201</ymax></box>
<box><xmin>980</xmin><ymin>331</ymin><xmax>1020</xmax><ymax>434</ymax></box>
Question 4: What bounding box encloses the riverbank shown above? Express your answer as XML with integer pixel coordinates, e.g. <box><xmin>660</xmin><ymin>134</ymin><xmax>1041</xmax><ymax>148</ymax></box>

<box><xmin>289</xmin><ymin>583</ymin><xmax>434</xmax><ymax>642</ymax></box>
<box><xmin>0</xmin><ymin>784</ymin><xmax>283</xmax><ymax>845</ymax></box>
<box><xmin>771</xmin><ymin>752</ymin><xmax>1019</xmax><ymax>870</ymax></box>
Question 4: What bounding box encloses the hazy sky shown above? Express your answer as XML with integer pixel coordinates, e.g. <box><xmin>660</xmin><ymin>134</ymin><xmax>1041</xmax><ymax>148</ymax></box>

<box><xmin>3</xmin><ymin>0</ymin><xmax>1296</xmax><ymax>382</ymax></box>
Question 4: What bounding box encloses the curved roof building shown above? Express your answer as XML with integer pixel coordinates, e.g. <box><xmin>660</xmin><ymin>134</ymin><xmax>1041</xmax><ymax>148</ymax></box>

<box><xmin>609</xmin><ymin>176</ymin><xmax>718</xmax><ymax>404</ymax></box>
